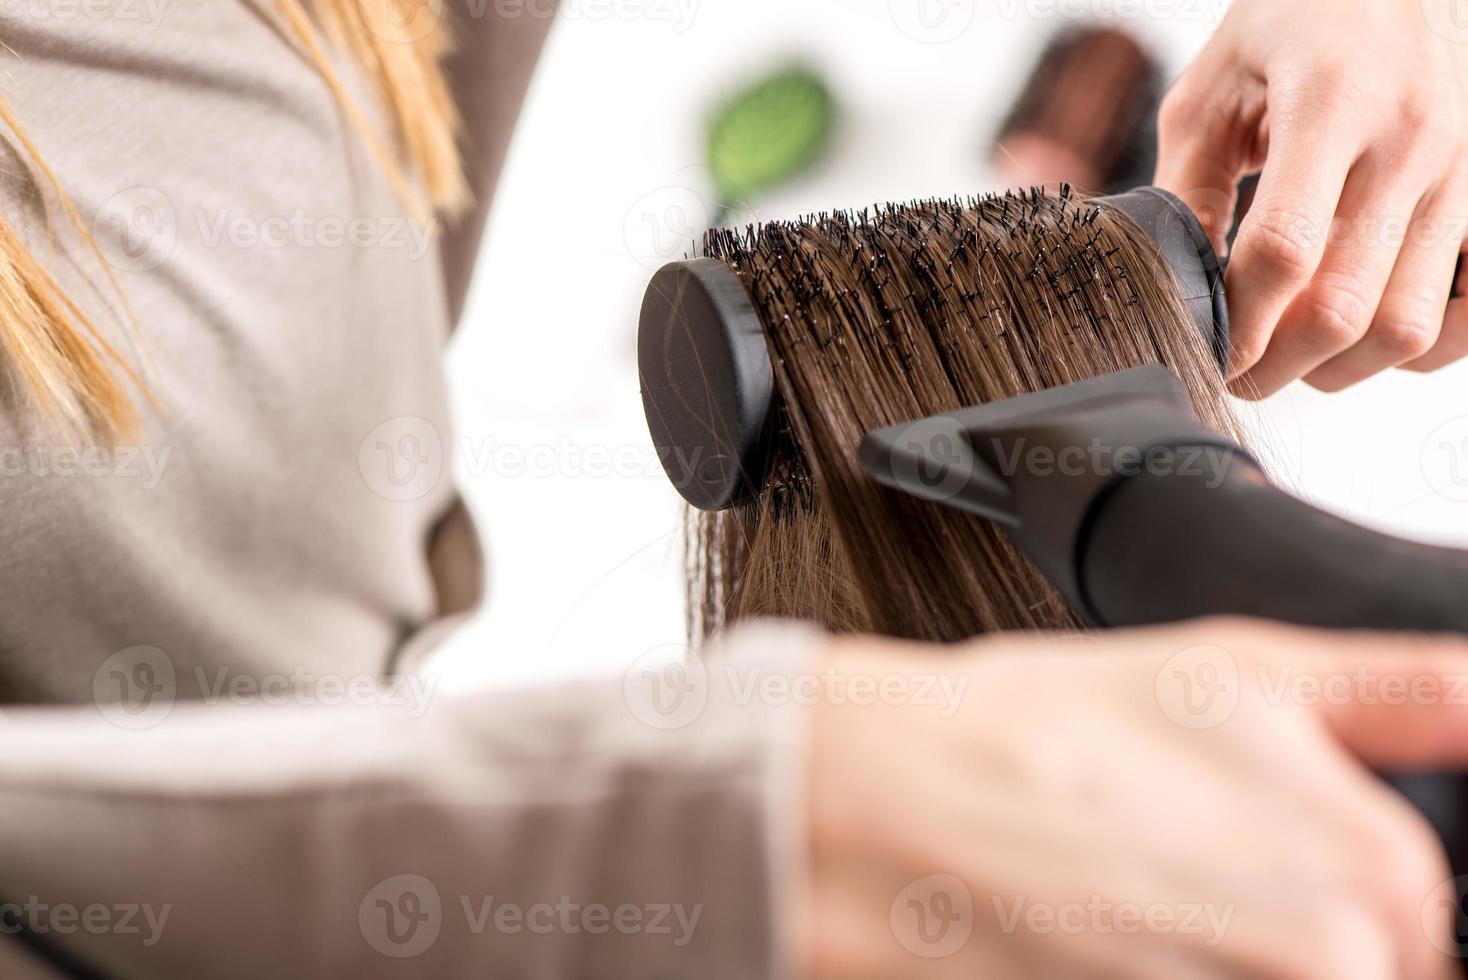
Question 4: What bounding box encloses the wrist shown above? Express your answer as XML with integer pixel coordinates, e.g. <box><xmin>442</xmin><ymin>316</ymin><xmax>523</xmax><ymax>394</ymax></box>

<box><xmin>800</xmin><ymin>639</ymin><xmax>964</xmax><ymax>979</ymax></box>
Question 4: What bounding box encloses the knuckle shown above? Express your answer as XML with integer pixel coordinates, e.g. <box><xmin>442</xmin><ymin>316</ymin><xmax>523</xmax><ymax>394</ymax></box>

<box><xmin>1376</xmin><ymin>632</ymin><xmax>1468</xmax><ymax>683</ymax></box>
<box><xmin>1371</xmin><ymin>315</ymin><xmax>1438</xmax><ymax>360</ymax></box>
<box><xmin>1396</xmin><ymin>88</ymin><xmax>1439</xmax><ymax>135</ymax></box>
<box><xmin>1304</xmin><ymin>371</ymin><xmax>1352</xmax><ymax>394</ymax></box>
<box><xmin>1361</xmin><ymin>810</ymin><xmax>1448</xmax><ymax>908</ymax></box>
<box><xmin>1289</xmin><ymin>898</ymin><xmax>1393</xmax><ymax>980</ymax></box>
<box><xmin>1400</xmin><ymin>349</ymin><xmax>1457</xmax><ymax>373</ymax></box>
<box><xmin>1299</xmin><ymin>59</ymin><xmax>1365</xmax><ymax>116</ymax></box>
<box><xmin>1228</xmin><ymin>336</ymin><xmax>1269</xmax><ymax>372</ymax></box>
<box><xmin>1184</xmin><ymin>616</ymin><xmax>1283</xmax><ymax>667</ymax></box>
<box><xmin>1397</xmin><ymin>75</ymin><xmax>1461</xmax><ymax>135</ymax></box>
<box><xmin>1191</xmin><ymin>614</ymin><xmax>1273</xmax><ymax>639</ymax></box>
<box><xmin>1243</xmin><ymin>209</ymin><xmax>1324</xmax><ymax>281</ymax></box>
<box><xmin>1312</xmin><ymin>58</ymin><xmax>1353</xmax><ymax>91</ymax></box>
<box><xmin>1157</xmin><ymin>85</ymin><xmax>1197</xmax><ymax>135</ymax></box>
<box><xmin>1301</xmin><ymin>280</ymin><xmax>1375</xmax><ymax>349</ymax></box>
<box><xmin>1402</xmin><ymin>119</ymin><xmax>1461</xmax><ymax>171</ymax></box>
<box><xmin>1418</xmin><ymin>112</ymin><xmax>1461</xmax><ymax>151</ymax></box>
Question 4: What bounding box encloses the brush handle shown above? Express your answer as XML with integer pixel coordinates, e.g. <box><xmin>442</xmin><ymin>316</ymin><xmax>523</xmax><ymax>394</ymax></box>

<box><xmin>1080</xmin><ymin>452</ymin><xmax>1468</xmax><ymax>946</ymax></box>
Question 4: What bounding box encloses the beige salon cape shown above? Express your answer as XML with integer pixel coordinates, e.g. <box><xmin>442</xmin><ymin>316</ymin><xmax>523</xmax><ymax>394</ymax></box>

<box><xmin>0</xmin><ymin>5</ymin><xmax>807</xmax><ymax>977</ymax></box>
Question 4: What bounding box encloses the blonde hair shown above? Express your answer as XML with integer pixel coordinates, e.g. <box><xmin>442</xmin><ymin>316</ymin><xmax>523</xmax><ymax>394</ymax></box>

<box><xmin>0</xmin><ymin>0</ymin><xmax>464</xmax><ymax>442</ymax></box>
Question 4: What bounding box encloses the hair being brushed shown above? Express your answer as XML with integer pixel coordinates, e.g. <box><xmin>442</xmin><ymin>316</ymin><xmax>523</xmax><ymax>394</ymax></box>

<box><xmin>689</xmin><ymin>187</ymin><xmax>1249</xmax><ymax>642</ymax></box>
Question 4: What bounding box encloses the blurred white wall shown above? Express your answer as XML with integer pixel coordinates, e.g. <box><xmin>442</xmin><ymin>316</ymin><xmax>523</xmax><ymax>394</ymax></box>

<box><xmin>434</xmin><ymin>0</ymin><xmax>1468</xmax><ymax>688</ymax></box>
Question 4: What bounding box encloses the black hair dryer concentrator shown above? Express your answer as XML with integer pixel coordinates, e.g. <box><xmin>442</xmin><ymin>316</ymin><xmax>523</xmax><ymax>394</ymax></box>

<box><xmin>637</xmin><ymin>188</ymin><xmax>1468</xmax><ymax>948</ymax></box>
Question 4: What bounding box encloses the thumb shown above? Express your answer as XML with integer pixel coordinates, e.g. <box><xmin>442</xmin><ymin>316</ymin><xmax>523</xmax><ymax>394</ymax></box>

<box><xmin>1285</xmin><ymin>634</ymin><xmax>1468</xmax><ymax>772</ymax></box>
<box><xmin>1153</xmin><ymin>82</ymin><xmax>1248</xmax><ymax>255</ymax></box>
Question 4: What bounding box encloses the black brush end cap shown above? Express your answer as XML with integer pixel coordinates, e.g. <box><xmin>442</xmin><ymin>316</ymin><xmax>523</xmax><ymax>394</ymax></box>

<box><xmin>1100</xmin><ymin>186</ymin><xmax>1230</xmax><ymax>373</ymax></box>
<box><xmin>638</xmin><ymin>258</ymin><xmax>774</xmax><ymax>512</ymax></box>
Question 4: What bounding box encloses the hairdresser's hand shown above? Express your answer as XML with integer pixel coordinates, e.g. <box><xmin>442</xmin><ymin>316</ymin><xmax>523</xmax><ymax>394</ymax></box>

<box><xmin>1155</xmin><ymin>0</ymin><xmax>1468</xmax><ymax>397</ymax></box>
<box><xmin>802</xmin><ymin>618</ymin><xmax>1468</xmax><ymax>980</ymax></box>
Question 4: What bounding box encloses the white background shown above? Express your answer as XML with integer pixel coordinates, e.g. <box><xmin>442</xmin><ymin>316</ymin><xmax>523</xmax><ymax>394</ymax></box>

<box><xmin>433</xmin><ymin>0</ymin><xmax>1468</xmax><ymax>688</ymax></box>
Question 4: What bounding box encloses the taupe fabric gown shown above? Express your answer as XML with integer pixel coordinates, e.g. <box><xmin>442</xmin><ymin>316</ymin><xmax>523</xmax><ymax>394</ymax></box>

<box><xmin>0</xmin><ymin>5</ymin><xmax>802</xmax><ymax>977</ymax></box>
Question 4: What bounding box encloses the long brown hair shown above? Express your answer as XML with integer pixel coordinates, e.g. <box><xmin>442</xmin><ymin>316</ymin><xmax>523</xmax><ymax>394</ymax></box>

<box><xmin>0</xmin><ymin>1</ymin><xmax>462</xmax><ymax>442</ymax></box>
<box><xmin>689</xmin><ymin>187</ymin><xmax>1244</xmax><ymax>643</ymax></box>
